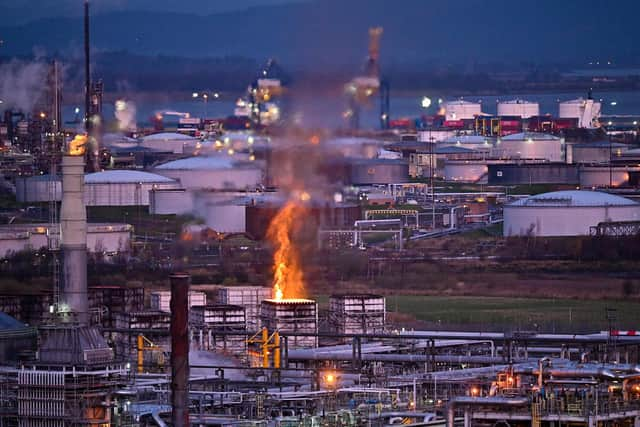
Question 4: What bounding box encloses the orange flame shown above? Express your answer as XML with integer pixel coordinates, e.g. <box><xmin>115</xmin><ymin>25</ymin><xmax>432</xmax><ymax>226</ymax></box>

<box><xmin>266</xmin><ymin>201</ymin><xmax>306</xmax><ymax>301</ymax></box>
<box><xmin>68</xmin><ymin>134</ymin><xmax>87</xmax><ymax>156</ymax></box>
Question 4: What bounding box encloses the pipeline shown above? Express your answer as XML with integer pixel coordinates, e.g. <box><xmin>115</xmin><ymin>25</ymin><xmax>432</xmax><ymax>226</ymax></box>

<box><xmin>287</xmin><ymin>351</ymin><xmax>534</xmax><ymax>365</ymax></box>
<box><xmin>447</xmin><ymin>396</ymin><xmax>529</xmax><ymax>427</ymax></box>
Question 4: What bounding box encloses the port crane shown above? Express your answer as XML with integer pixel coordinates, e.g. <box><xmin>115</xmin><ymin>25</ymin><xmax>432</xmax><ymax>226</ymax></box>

<box><xmin>345</xmin><ymin>27</ymin><xmax>390</xmax><ymax>130</ymax></box>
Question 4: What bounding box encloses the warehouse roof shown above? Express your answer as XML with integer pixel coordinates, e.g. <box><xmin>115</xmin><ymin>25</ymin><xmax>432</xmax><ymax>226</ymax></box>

<box><xmin>509</xmin><ymin>190</ymin><xmax>638</xmax><ymax>207</ymax></box>
<box><xmin>141</xmin><ymin>132</ymin><xmax>195</xmax><ymax>141</ymax></box>
<box><xmin>85</xmin><ymin>170</ymin><xmax>177</xmax><ymax>184</ymax></box>
<box><xmin>502</xmin><ymin>132</ymin><xmax>560</xmax><ymax>141</ymax></box>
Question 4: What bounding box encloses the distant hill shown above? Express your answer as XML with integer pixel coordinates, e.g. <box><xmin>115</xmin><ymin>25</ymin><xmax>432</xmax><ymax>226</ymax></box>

<box><xmin>0</xmin><ymin>0</ymin><xmax>638</xmax><ymax>66</ymax></box>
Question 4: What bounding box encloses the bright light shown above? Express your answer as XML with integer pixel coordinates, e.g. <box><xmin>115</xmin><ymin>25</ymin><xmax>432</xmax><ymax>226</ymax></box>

<box><xmin>421</xmin><ymin>96</ymin><xmax>432</xmax><ymax>109</ymax></box>
<box><xmin>438</xmin><ymin>98</ymin><xmax>443</xmax><ymax>104</ymax></box>
<box><xmin>299</xmin><ymin>191</ymin><xmax>311</xmax><ymax>202</ymax></box>
<box><xmin>192</xmin><ymin>92</ymin><xmax>199</xmax><ymax>98</ymax></box>
<box><xmin>39</xmin><ymin>112</ymin><xmax>46</xmax><ymax>119</ymax></box>
<box><xmin>203</xmin><ymin>94</ymin><xmax>208</xmax><ymax>100</ymax></box>
<box><xmin>325</xmin><ymin>373</ymin><xmax>335</xmax><ymax>384</ymax></box>
<box><xmin>634</xmin><ymin>121</ymin><xmax>638</xmax><ymax>126</ymax></box>
<box><xmin>227</xmin><ymin>148</ymin><xmax>235</xmax><ymax>155</ymax></box>
<box><xmin>247</xmin><ymin>136</ymin><xmax>255</xmax><ymax>145</ymax></box>
<box><xmin>74</xmin><ymin>107</ymin><xmax>80</xmax><ymax>114</ymax></box>
<box><xmin>608</xmin><ymin>121</ymin><xmax>613</xmax><ymax>126</ymax></box>
<box><xmin>610</xmin><ymin>101</ymin><xmax>617</xmax><ymax>106</ymax></box>
<box><xmin>213</xmin><ymin>92</ymin><xmax>220</xmax><ymax>99</ymax></box>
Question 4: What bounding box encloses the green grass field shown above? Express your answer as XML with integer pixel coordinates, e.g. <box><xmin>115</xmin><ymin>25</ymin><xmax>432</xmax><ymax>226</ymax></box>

<box><xmin>315</xmin><ymin>295</ymin><xmax>638</xmax><ymax>333</ymax></box>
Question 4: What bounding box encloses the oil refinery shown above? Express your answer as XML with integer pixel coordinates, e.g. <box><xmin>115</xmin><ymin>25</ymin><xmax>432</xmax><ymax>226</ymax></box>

<box><xmin>2</xmin><ymin>1</ymin><xmax>640</xmax><ymax>426</ymax></box>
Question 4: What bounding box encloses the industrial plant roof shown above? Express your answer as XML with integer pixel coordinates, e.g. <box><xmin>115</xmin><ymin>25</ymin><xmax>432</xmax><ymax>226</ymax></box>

<box><xmin>141</xmin><ymin>132</ymin><xmax>196</xmax><ymax>141</ymax></box>
<box><xmin>509</xmin><ymin>190</ymin><xmax>638</xmax><ymax>207</ymax></box>
<box><xmin>85</xmin><ymin>170</ymin><xmax>177</xmax><ymax>184</ymax></box>
<box><xmin>154</xmin><ymin>155</ymin><xmax>238</xmax><ymax>170</ymax></box>
<box><xmin>501</xmin><ymin>132</ymin><xmax>560</xmax><ymax>141</ymax></box>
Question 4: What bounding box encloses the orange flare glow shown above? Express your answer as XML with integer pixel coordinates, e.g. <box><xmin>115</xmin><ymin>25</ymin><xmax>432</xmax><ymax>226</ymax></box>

<box><xmin>68</xmin><ymin>134</ymin><xmax>87</xmax><ymax>156</ymax></box>
<box><xmin>267</xmin><ymin>201</ymin><xmax>306</xmax><ymax>301</ymax></box>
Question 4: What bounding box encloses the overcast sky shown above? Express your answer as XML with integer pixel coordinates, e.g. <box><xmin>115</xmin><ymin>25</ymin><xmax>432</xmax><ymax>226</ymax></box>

<box><xmin>0</xmin><ymin>0</ymin><xmax>304</xmax><ymax>25</ymax></box>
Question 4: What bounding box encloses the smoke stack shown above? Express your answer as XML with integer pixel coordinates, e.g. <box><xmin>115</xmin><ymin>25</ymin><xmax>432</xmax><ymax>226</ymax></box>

<box><xmin>60</xmin><ymin>149</ymin><xmax>88</xmax><ymax>324</ymax></box>
<box><xmin>170</xmin><ymin>273</ymin><xmax>190</xmax><ymax>427</ymax></box>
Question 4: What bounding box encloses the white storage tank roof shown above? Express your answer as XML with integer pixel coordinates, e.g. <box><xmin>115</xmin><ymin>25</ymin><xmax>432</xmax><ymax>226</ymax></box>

<box><xmin>442</xmin><ymin>135</ymin><xmax>495</xmax><ymax>145</ymax></box>
<box><xmin>509</xmin><ymin>190</ymin><xmax>637</xmax><ymax>207</ymax></box>
<box><xmin>501</xmin><ymin>132</ymin><xmax>560</xmax><ymax>141</ymax></box>
<box><xmin>142</xmin><ymin>132</ymin><xmax>196</xmax><ymax>141</ymax></box>
<box><xmin>504</xmin><ymin>190</ymin><xmax>640</xmax><ymax>237</ymax></box>
<box><xmin>155</xmin><ymin>156</ymin><xmax>237</xmax><ymax>170</ymax></box>
<box><xmin>85</xmin><ymin>170</ymin><xmax>177</xmax><ymax>184</ymax></box>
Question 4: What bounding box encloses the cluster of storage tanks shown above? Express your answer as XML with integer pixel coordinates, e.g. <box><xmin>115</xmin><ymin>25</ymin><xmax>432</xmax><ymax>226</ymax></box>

<box><xmin>442</xmin><ymin>98</ymin><xmax>601</xmax><ymax>128</ymax></box>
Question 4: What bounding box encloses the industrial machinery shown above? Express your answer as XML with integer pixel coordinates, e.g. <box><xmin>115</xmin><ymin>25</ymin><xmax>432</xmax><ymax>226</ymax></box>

<box><xmin>239</xmin><ymin>59</ymin><xmax>289</xmax><ymax>127</ymax></box>
<box><xmin>345</xmin><ymin>27</ymin><xmax>390</xmax><ymax>130</ymax></box>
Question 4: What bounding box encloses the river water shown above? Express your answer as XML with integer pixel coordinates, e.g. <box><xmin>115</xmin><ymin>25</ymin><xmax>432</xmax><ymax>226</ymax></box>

<box><xmin>63</xmin><ymin>89</ymin><xmax>640</xmax><ymax>132</ymax></box>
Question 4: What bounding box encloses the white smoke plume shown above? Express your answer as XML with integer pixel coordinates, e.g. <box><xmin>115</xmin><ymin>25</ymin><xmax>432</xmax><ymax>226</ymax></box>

<box><xmin>0</xmin><ymin>59</ymin><xmax>49</xmax><ymax>113</ymax></box>
<box><xmin>114</xmin><ymin>99</ymin><xmax>137</xmax><ymax>132</ymax></box>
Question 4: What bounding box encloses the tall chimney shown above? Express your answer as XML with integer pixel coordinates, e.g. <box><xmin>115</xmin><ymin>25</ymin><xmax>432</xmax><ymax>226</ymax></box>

<box><xmin>60</xmin><ymin>149</ymin><xmax>88</xmax><ymax>324</ymax></box>
<box><xmin>170</xmin><ymin>273</ymin><xmax>190</xmax><ymax>427</ymax></box>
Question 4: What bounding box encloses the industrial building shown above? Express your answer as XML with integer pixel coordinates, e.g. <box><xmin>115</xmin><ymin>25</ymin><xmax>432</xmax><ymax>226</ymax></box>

<box><xmin>503</xmin><ymin>190</ymin><xmax>640</xmax><ymax>236</ymax></box>
<box><xmin>559</xmin><ymin>98</ymin><xmax>602</xmax><ymax>128</ymax></box>
<box><xmin>140</xmin><ymin>131</ymin><xmax>197</xmax><ymax>154</ymax></box>
<box><xmin>348</xmin><ymin>158</ymin><xmax>410</xmax><ymax>185</ymax></box>
<box><xmin>497</xmin><ymin>99</ymin><xmax>540</xmax><ymax>118</ymax></box>
<box><xmin>443</xmin><ymin>100</ymin><xmax>482</xmax><ymax>121</ymax></box>
<box><xmin>567</xmin><ymin>140</ymin><xmax>629</xmax><ymax>164</ymax></box>
<box><xmin>0</xmin><ymin>222</ymin><xmax>132</xmax><ymax>258</ymax></box>
<box><xmin>153</xmin><ymin>155</ymin><xmax>264</xmax><ymax>191</ymax></box>
<box><xmin>496</xmin><ymin>132</ymin><xmax>564</xmax><ymax>162</ymax></box>
<box><xmin>489</xmin><ymin>163</ymin><xmax>579</xmax><ymax>185</ymax></box>
<box><xmin>15</xmin><ymin>170</ymin><xmax>181</xmax><ymax>206</ymax></box>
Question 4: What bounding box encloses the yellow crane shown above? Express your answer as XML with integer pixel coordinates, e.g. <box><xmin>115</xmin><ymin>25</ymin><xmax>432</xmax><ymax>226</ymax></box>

<box><xmin>247</xmin><ymin>327</ymin><xmax>281</xmax><ymax>369</ymax></box>
<box><xmin>137</xmin><ymin>334</ymin><xmax>165</xmax><ymax>374</ymax></box>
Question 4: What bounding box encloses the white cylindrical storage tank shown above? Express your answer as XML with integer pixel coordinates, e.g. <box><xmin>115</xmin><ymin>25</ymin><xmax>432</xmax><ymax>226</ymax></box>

<box><xmin>84</xmin><ymin>170</ymin><xmax>181</xmax><ymax>206</ymax></box>
<box><xmin>191</xmin><ymin>192</ymin><xmax>254</xmax><ymax>233</ymax></box>
<box><xmin>153</xmin><ymin>156</ymin><xmax>264</xmax><ymax>191</ymax></box>
<box><xmin>444</xmin><ymin>161</ymin><xmax>489</xmax><ymax>183</ymax></box>
<box><xmin>140</xmin><ymin>132</ymin><xmax>196</xmax><ymax>154</ymax></box>
<box><xmin>497</xmin><ymin>100</ymin><xmax>540</xmax><ymax>118</ymax></box>
<box><xmin>579</xmin><ymin>166</ymin><xmax>635</xmax><ymax>188</ymax></box>
<box><xmin>149</xmin><ymin>189</ymin><xmax>194</xmax><ymax>215</ymax></box>
<box><xmin>503</xmin><ymin>190</ymin><xmax>640</xmax><ymax>237</ymax></box>
<box><xmin>559</xmin><ymin>98</ymin><xmax>602</xmax><ymax>128</ymax></box>
<box><xmin>15</xmin><ymin>174</ymin><xmax>61</xmax><ymax>203</ymax></box>
<box><xmin>497</xmin><ymin>132</ymin><xmax>563</xmax><ymax>162</ymax></box>
<box><xmin>444</xmin><ymin>100</ymin><xmax>482</xmax><ymax>121</ymax></box>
